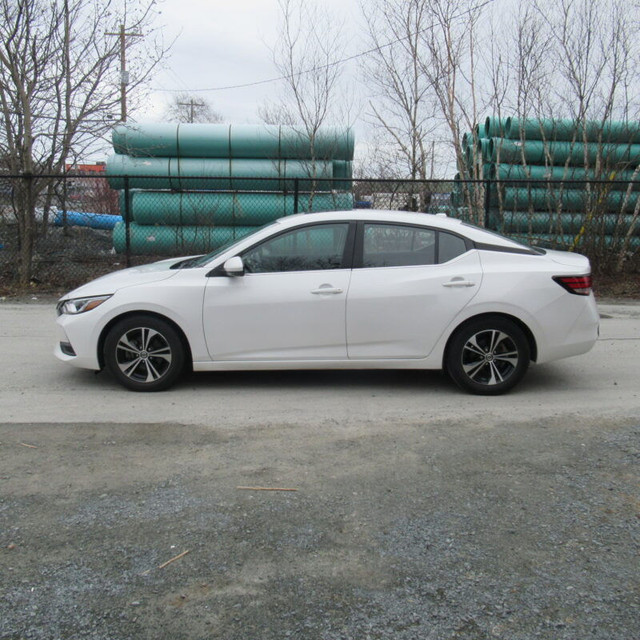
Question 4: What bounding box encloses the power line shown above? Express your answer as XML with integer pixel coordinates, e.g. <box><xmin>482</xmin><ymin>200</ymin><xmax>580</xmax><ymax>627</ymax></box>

<box><xmin>4</xmin><ymin>110</ymin><xmax>115</xmax><ymax>123</ymax></box>
<box><xmin>153</xmin><ymin>0</ymin><xmax>496</xmax><ymax>94</ymax></box>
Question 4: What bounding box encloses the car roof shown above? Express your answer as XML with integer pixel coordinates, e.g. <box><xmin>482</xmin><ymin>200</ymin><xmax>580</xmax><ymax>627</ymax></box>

<box><xmin>276</xmin><ymin>209</ymin><xmax>461</xmax><ymax>229</ymax></box>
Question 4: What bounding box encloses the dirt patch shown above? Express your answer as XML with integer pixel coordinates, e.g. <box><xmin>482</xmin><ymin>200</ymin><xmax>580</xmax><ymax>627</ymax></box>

<box><xmin>593</xmin><ymin>273</ymin><xmax>640</xmax><ymax>300</ymax></box>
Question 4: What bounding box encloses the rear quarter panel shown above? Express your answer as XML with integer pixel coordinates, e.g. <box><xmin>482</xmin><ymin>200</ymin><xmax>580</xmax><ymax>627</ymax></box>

<box><xmin>427</xmin><ymin>250</ymin><xmax>598</xmax><ymax>366</ymax></box>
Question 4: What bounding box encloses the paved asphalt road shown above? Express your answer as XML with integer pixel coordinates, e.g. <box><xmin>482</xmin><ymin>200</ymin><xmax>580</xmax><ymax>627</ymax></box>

<box><xmin>0</xmin><ymin>300</ymin><xmax>638</xmax><ymax>426</ymax></box>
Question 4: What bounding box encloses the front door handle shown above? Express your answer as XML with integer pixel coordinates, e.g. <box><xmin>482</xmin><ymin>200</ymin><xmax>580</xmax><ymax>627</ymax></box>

<box><xmin>442</xmin><ymin>279</ymin><xmax>476</xmax><ymax>288</ymax></box>
<box><xmin>311</xmin><ymin>284</ymin><xmax>343</xmax><ymax>295</ymax></box>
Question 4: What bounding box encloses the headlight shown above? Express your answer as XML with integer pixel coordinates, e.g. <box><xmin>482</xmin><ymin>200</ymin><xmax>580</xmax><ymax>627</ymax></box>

<box><xmin>57</xmin><ymin>295</ymin><xmax>112</xmax><ymax>316</ymax></box>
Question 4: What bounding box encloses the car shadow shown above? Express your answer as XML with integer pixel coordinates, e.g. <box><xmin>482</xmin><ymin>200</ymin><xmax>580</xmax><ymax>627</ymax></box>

<box><xmin>182</xmin><ymin>363</ymin><xmax>576</xmax><ymax>395</ymax></box>
<box><xmin>64</xmin><ymin>362</ymin><xmax>574</xmax><ymax>396</ymax></box>
<box><xmin>182</xmin><ymin>368</ymin><xmax>454</xmax><ymax>393</ymax></box>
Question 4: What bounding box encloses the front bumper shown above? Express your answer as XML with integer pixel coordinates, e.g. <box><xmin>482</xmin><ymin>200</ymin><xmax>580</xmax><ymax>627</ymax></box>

<box><xmin>54</xmin><ymin>314</ymin><xmax>102</xmax><ymax>370</ymax></box>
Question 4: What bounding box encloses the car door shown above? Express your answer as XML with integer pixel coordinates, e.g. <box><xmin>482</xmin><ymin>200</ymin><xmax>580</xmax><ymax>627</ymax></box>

<box><xmin>203</xmin><ymin>222</ymin><xmax>354</xmax><ymax>361</ymax></box>
<box><xmin>346</xmin><ymin>222</ymin><xmax>482</xmax><ymax>359</ymax></box>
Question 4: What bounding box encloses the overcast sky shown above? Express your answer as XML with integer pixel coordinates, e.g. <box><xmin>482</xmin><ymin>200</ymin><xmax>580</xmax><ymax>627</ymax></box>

<box><xmin>137</xmin><ymin>0</ymin><xmax>361</xmax><ymax>124</ymax></box>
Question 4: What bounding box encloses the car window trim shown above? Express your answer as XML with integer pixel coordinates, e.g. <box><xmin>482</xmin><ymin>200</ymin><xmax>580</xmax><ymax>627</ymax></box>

<box><xmin>473</xmin><ymin>242</ymin><xmax>543</xmax><ymax>256</ymax></box>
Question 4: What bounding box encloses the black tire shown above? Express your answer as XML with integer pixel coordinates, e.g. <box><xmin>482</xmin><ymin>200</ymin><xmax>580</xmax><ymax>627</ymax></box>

<box><xmin>446</xmin><ymin>316</ymin><xmax>530</xmax><ymax>395</ymax></box>
<box><xmin>104</xmin><ymin>315</ymin><xmax>185</xmax><ymax>392</ymax></box>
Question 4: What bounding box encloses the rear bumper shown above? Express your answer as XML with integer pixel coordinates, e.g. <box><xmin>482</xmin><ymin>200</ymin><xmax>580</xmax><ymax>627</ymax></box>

<box><xmin>536</xmin><ymin>294</ymin><xmax>600</xmax><ymax>363</ymax></box>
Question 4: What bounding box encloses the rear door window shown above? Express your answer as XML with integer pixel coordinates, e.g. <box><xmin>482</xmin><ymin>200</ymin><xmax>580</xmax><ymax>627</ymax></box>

<box><xmin>362</xmin><ymin>224</ymin><xmax>436</xmax><ymax>267</ymax></box>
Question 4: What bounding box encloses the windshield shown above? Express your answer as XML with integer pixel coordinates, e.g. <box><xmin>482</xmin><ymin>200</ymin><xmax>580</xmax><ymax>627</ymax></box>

<box><xmin>181</xmin><ymin>221</ymin><xmax>281</xmax><ymax>268</ymax></box>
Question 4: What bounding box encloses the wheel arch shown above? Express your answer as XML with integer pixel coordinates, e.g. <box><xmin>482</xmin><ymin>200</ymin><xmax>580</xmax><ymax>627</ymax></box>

<box><xmin>443</xmin><ymin>312</ymin><xmax>538</xmax><ymax>371</ymax></box>
<box><xmin>97</xmin><ymin>311</ymin><xmax>193</xmax><ymax>371</ymax></box>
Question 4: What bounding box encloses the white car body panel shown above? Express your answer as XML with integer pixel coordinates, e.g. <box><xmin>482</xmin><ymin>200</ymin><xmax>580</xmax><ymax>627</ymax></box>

<box><xmin>56</xmin><ymin>267</ymin><xmax>214</xmax><ymax>370</ymax></box>
<box><xmin>203</xmin><ymin>269</ymin><xmax>352</xmax><ymax>360</ymax></box>
<box><xmin>63</xmin><ymin>257</ymin><xmax>185</xmax><ymax>299</ymax></box>
<box><xmin>346</xmin><ymin>251</ymin><xmax>482</xmax><ymax>359</ymax></box>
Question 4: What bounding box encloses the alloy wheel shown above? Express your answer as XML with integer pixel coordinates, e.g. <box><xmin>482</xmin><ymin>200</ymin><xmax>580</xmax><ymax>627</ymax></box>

<box><xmin>447</xmin><ymin>317</ymin><xmax>530</xmax><ymax>395</ymax></box>
<box><xmin>115</xmin><ymin>327</ymin><xmax>173</xmax><ymax>384</ymax></box>
<box><xmin>461</xmin><ymin>329</ymin><xmax>519</xmax><ymax>386</ymax></box>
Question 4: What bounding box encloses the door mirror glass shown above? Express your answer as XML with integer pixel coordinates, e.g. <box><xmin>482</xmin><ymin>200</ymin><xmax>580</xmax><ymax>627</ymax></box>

<box><xmin>223</xmin><ymin>256</ymin><xmax>245</xmax><ymax>276</ymax></box>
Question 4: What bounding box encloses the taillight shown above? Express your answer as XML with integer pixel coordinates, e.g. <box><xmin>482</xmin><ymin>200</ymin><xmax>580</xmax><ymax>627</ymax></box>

<box><xmin>553</xmin><ymin>275</ymin><xmax>592</xmax><ymax>296</ymax></box>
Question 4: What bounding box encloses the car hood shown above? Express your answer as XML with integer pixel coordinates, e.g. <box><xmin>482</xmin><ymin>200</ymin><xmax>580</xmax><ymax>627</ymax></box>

<box><xmin>60</xmin><ymin>256</ymin><xmax>189</xmax><ymax>299</ymax></box>
<box><xmin>544</xmin><ymin>249</ymin><xmax>591</xmax><ymax>270</ymax></box>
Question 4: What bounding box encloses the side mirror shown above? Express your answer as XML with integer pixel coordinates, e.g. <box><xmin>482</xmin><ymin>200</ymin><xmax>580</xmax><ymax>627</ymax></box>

<box><xmin>223</xmin><ymin>256</ymin><xmax>245</xmax><ymax>277</ymax></box>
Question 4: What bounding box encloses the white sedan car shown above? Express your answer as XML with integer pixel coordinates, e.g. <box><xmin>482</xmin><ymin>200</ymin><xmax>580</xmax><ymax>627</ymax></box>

<box><xmin>55</xmin><ymin>210</ymin><xmax>599</xmax><ymax>394</ymax></box>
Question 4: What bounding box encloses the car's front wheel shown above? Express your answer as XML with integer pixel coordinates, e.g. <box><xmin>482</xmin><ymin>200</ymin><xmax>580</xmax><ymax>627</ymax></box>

<box><xmin>446</xmin><ymin>316</ymin><xmax>530</xmax><ymax>395</ymax></box>
<box><xmin>104</xmin><ymin>315</ymin><xmax>185</xmax><ymax>391</ymax></box>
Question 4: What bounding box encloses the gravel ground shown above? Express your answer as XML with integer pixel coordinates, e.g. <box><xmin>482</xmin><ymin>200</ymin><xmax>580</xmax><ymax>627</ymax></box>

<box><xmin>1</xmin><ymin>415</ymin><xmax>638</xmax><ymax>640</ymax></box>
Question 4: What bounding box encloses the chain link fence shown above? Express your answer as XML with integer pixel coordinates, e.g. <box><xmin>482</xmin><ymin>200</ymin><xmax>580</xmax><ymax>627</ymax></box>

<box><xmin>1</xmin><ymin>173</ymin><xmax>638</xmax><ymax>293</ymax></box>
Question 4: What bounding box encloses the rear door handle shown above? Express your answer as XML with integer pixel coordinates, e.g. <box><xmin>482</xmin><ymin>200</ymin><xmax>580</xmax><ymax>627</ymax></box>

<box><xmin>311</xmin><ymin>284</ymin><xmax>343</xmax><ymax>295</ymax></box>
<box><xmin>442</xmin><ymin>279</ymin><xmax>476</xmax><ymax>288</ymax></box>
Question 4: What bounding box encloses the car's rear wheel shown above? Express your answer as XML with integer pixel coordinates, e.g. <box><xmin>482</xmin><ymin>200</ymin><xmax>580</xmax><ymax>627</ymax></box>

<box><xmin>446</xmin><ymin>316</ymin><xmax>530</xmax><ymax>395</ymax></box>
<box><xmin>104</xmin><ymin>315</ymin><xmax>185</xmax><ymax>391</ymax></box>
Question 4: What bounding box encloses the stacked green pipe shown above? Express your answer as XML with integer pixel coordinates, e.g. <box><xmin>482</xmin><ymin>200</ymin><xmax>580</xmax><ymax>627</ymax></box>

<box><xmin>451</xmin><ymin>116</ymin><xmax>640</xmax><ymax>249</ymax></box>
<box><xmin>487</xmin><ymin>139</ymin><xmax>640</xmax><ymax>166</ymax></box>
<box><xmin>497</xmin><ymin>117</ymin><xmax>640</xmax><ymax>143</ymax></box>
<box><xmin>501</xmin><ymin>186</ymin><xmax>640</xmax><ymax>213</ymax></box>
<box><xmin>490</xmin><ymin>163</ymin><xmax>640</xmax><ymax>184</ymax></box>
<box><xmin>113</xmin><ymin>223</ymin><xmax>255</xmax><ymax>255</ymax></box>
<box><xmin>108</xmin><ymin>123</ymin><xmax>355</xmax><ymax>255</ymax></box>
<box><xmin>119</xmin><ymin>191</ymin><xmax>354</xmax><ymax>226</ymax></box>
<box><xmin>501</xmin><ymin>212</ymin><xmax>640</xmax><ymax>237</ymax></box>
<box><xmin>106</xmin><ymin>156</ymin><xmax>338</xmax><ymax>191</ymax></box>
<box><xmin>112</xmin><ymin>123</ymin><xmax>355</xmax><ymax>160</ymax></box>
<box><xmin>507</xmin><ymin>233</ymin><xmax>640</xmax><ymax>249</ymax></box>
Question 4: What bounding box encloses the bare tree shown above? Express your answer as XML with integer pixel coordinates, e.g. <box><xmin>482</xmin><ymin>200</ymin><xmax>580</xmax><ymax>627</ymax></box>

<box><xmin>270</xmin><ymin>0</ymin><xmax>350</xmax><ymax>200</ymax></box>
<box><xmin>509</xmin><ymin>5</ymin><xmax>553</xmax><ymax>124</ymax></box>
<box><xmin>531</xmin><ymin>0</ymin><xmax>639</xmax><ymax>268</ymax></box>
<box><xmin>359</xmin><ymin>0</ymin><xmax>493</xmax><ymax>215</ymax></box>
<box><xmin>257</xmin><ymin>102</ymin><xmax>297</xmax><ymax>126</ymax></box>
<box><xmin>164</xmin><ymin>92</ymin><xmax>223</xmax><ymax>123</ymax></box>
<box><xmin>535</xmin><ymin>0</ymin><xmax>634</xmax><ymax>126</ymax></box>
<box><xmin>0</xmin><ymin>0</ymin><xmax>169</xmax><ymax>285</ymax></box>
<box><xmin>273</xmin><ymin>0</ymin><xmax>347</xmax><ymax>133</ymax></box>
<box><xmin>414</xmin><ymin>0</ymin><xmax>492</xmax><ymax>221</ymax></box>
<box><xmin>360</xmin><ymin>0</ymin><xmax>438</xmax><ymax>184</ymax></box>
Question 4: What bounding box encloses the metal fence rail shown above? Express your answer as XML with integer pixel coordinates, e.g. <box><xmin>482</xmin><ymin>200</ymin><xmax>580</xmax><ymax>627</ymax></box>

<box><xmin>1</xmin><ymin>174</ymin><xmax>638</xmax><ymax>292</ymax></box>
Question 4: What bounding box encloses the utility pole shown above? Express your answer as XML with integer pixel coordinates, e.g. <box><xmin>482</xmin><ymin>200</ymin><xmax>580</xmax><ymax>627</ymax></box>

<box><xmin>105</xmin><ymin>24</ymin><xmax>143</xmax><ymax>122</ymax></box>
<box><xmin>177</xmin><ymin>98</ymin><xmax>206</xmax><ymax>123</ymax></box>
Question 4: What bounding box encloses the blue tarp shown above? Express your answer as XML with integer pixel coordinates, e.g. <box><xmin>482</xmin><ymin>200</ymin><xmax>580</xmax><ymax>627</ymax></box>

<box><xmin>54</xmin><ymin>210</ymin><xmax>122</xmax><ymax>230</ymax></box>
